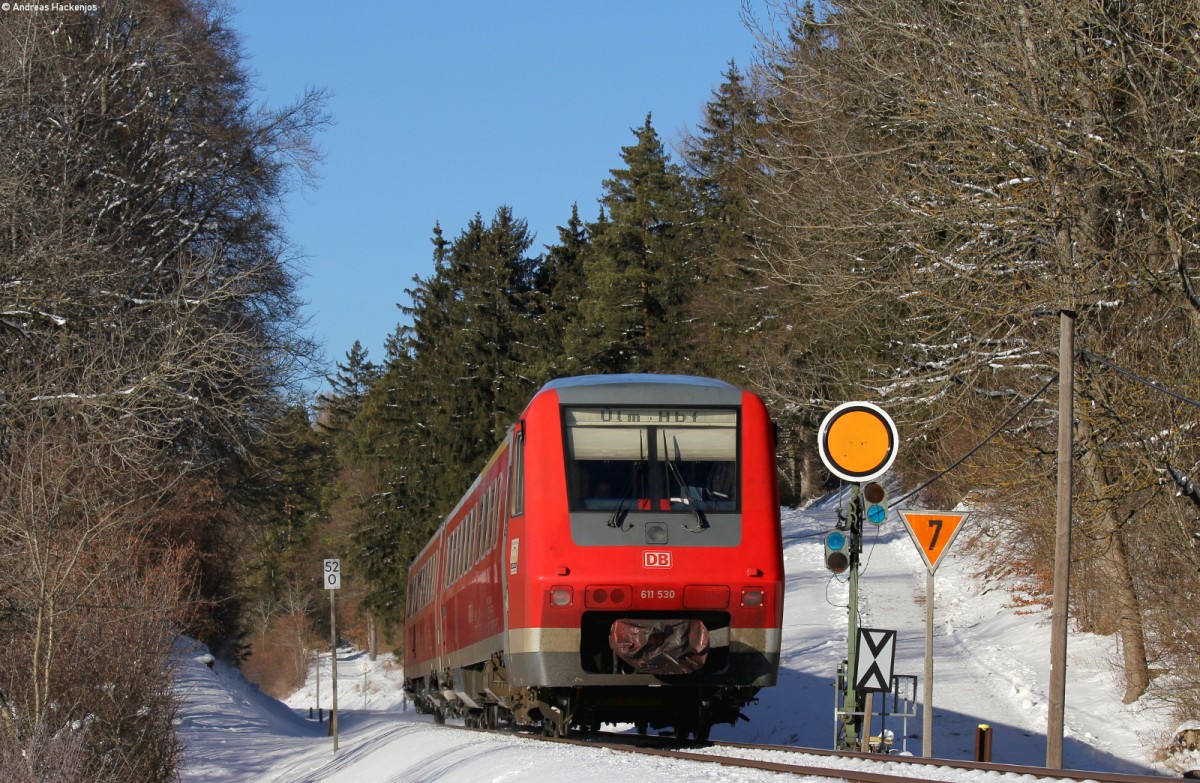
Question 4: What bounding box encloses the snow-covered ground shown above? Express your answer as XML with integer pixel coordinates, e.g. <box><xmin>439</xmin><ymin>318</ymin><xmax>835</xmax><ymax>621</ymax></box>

<box><xmin>175</xmin><ymin>495</ymin><xmax>1187</xmax><ymax>782</ymax></box>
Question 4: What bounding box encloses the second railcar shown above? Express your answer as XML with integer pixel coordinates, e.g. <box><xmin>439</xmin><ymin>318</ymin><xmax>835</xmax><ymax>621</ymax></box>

<box><xmin>403</xmin><ymin>374</ymin><xmax>784</xmax><ymax>739</ymax></box>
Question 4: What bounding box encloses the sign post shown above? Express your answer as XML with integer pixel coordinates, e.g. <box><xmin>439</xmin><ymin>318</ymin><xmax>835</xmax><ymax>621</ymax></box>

<box><xmin>817</xmin><ymin>402</ymin><xmax>898</xmax><ymax>751</ymax></box>
<box><xmin>324</xmin><ymin>558</ymin><xmax>341</xmax><ymax>753</ymax></box>
<box><xmin>898</xmin><ymin>510</ymin><xmax>969</xmax><ymax>758</ymax></box>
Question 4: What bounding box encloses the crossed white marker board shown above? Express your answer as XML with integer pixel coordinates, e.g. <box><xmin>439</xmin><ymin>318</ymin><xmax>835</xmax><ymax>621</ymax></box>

<box><xmin>855</xmin><ymin>628</ymin><xmax>897</xmax><ymax>692</ymax></box>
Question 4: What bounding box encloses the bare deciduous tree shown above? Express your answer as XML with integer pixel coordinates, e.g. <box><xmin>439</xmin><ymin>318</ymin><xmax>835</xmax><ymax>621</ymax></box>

<box><xmin>0</xmin><ymin>1</ymin><xmax>327</xmax><ymax>777</ymax></box>
<box><xmin>747</xmin><ymin>0</ymin><xmax>1200</xmax><ymax>707</ymax></box>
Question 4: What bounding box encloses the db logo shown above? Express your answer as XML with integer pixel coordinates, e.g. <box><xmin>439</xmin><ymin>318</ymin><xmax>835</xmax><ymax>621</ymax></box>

<box><xmin>643</xmin><ymin>551</ymin><xmax>672</xmax><ymax>569</ymax></box>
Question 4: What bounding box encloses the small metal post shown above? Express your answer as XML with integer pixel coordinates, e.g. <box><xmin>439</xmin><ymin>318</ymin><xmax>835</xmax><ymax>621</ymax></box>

<box><xmin>330</xmin><ymin>588</ymin><xmax>339</xmax><ymax>752</ymax></box>
<box><xmin>923</xmin><ymin>571</ymin><xmax>934</xmax><ymax>757</ymax></box>
<box><xmin>975</xmin><ymin>724</ymin><xmax>993</xmax><ymax>762</ymax></box>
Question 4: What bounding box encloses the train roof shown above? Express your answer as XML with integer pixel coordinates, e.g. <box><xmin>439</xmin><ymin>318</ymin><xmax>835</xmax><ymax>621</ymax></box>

<box><xmin>536</xmin><ymin>374</ymin><xmax>743</xmax><ymax>407</ymax></box>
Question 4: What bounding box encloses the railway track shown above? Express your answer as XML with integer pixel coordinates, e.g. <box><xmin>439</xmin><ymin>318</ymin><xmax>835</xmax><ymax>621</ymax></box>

<box><xmin>510</xmin><ymin>728</ymin><xmax>1177</xmax><ymax>783</ymax></box>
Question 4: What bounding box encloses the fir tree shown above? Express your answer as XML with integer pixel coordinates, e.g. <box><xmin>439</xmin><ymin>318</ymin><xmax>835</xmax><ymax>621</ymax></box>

<box><xmin>319</xmin><ymin>340</ymin><xmax>382</xmax><ymax>437</ymax></box>
<box><xmin>681</xmin><ymin>60</ymin><xmax>768</xmax><ymax>381</ymax></box>
<box><xmin>567</xmin><ymin>115</ymin><xmax>700</xmax><ymax>373</ymax></box>
<box><xmin>351</xmin><ymin>208</ymin><xmax>544</xmax><ymax>628</ymax></box>
<box><xmin>533</xmin><ymin>204</ymin><xmax>590</xmax><ymax>378</ymax></box>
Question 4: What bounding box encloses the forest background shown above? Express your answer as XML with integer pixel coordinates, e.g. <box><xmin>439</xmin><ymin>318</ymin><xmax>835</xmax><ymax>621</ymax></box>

<box><xmin>2</xmin><ymin>1</ymin><xmax>1199</xmax><ymax>780</ymax></box>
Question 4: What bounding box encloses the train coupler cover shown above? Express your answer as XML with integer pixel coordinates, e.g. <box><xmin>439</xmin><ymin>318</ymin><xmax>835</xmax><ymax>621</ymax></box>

<box><xmin>608</xmin><ymin>618</ymin><xmax>709</xmax><ymax>674</ymax></box>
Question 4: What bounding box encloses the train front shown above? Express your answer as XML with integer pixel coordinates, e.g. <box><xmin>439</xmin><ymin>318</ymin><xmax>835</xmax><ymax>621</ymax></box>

<box><xmin>505</xmin><ymin>374</ymin><xmax>783</xmax><ymax>738</ymax></box>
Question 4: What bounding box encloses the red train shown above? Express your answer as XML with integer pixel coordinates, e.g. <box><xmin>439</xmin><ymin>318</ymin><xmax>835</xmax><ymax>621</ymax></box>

<box><xmin>402</xmin><ymin>374</ymin><xmax>784</xmax><ymax>739</ymax></box>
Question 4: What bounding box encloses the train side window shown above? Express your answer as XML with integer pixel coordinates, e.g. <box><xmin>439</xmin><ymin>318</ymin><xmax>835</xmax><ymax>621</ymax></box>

<box><xmin>472</xmin><ymin>501</ymin><xmax>482</xmax><ymax>562</ymax></box>
<box><xmin>482</xmin><ymin>486</ymin><xmax>490</xmax><ymax>549</ymax></box>
<box><xmin>453</xmin><ymin>529</ymin><xmax>462</xmax><ymax>579</ymax></box>
<box><xmin>482</xmin><ymin>486</ymin><xmax>492</xmax><ymax>553</ymax></box>
<box><xmin>509</xmin><ymin>428</ymin><xmax>525</xmax><ymax>517</ymax></box>
<box><xmin>488</xmin><ymin>484</ymin><xmax>498</xmax><ymax>548</ymax></box>
<box><xmin>461</xmin><ymin>521</ymin><xmax>469</xmax><ymax>574</ymax></box>
<box><xmin>471</xmin><ymin>507</ymin><xmax>482</xmax><ymax>564</ymax></box>
<box><xmin>491</xmin><ymin>483</ymin><xmax>500</xmax><ymax>544</ymax></box>
<box><xmin>467</xmin><ymin>509</ymin><xmax>475</xmax><ymax>566</ymax></box>
<box><xmin>464</xmin><ymin>511</ymin><xmax>473</xmax><ymax>569</ymax></box>
<box><xmin>473</xmin><ymin>495</ymin><xmax>481</xmax><ymax>554</ymax></box>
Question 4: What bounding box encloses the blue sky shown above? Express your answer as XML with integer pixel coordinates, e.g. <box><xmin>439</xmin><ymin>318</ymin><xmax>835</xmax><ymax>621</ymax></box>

<box><xmin>230</xmin><ymin>1</ymin><xmax>770</xmax><ymax>392</ymax></box>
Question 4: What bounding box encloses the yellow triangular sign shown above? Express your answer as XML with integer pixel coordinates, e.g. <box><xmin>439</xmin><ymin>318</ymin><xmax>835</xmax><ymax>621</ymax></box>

<box><xmin>899</xmin><ymin>510</ymin><xmax>969</xmax><ymax>573</ymax></box>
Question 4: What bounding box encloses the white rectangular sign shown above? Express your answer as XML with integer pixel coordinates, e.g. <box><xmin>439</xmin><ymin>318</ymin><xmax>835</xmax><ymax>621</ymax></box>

<box><xmin>323</xmin><ymin>558</ymin><xmax>341</xmax><ymax>590</ymax></box>
<box><xmin>855</xmin><ymin>628</ymin><xmax>897</xmax><ymax>692</ymax></box>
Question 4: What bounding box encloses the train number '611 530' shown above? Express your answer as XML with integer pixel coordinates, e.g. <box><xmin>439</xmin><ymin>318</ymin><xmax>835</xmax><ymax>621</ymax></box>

<box><xmin>640</xmin><ymin>588</ymin><xmax>677</xmax><ymax>600</ymax></box>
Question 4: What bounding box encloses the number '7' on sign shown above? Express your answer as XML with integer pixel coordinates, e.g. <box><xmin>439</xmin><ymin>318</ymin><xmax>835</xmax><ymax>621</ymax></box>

<box><xmin>324</xmin><ymin>559</ymin><xmax>341</xmax><ymax>590</ymax></box>
<box><xmin>898</xmin><ymin>511</ymin><xmax>968</xmax><ymax>574</ymax></box>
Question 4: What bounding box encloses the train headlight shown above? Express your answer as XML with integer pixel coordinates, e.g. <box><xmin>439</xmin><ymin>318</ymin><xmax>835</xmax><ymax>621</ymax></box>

<box><xmin>549</xmin><ymin>586</ymin><xmax>573</xmax><ymax>607</ymax></box>
<box><xmin>741</xmin><ymin>587</ymin><xmax>765</xmax><ymax>608</ymax></box>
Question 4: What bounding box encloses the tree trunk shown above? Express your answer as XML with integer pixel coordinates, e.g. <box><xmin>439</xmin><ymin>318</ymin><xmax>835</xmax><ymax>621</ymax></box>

<box><xmin>1077</xmin><ymin>418</ymin><xmax>1151</xmax><ymax>703</ymax></box>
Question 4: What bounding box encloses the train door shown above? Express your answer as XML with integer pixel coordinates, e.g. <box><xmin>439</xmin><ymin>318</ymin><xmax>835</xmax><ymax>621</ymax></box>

<box><xmin>435</xmin><ymin>528</ymin><xmax>446</xmax><ymax>673</ymax></box>
<box><xmin>501</xmin><ymin>422</ymin><xmax>524</xmax><ymax>653</ymax></box>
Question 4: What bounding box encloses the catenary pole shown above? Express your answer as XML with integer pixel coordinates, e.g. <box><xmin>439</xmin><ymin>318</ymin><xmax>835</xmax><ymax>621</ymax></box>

<box><xmin>1047</xmin><ymin>310</ymin><xmax>1075</xmax><ymax>768</ymax></box>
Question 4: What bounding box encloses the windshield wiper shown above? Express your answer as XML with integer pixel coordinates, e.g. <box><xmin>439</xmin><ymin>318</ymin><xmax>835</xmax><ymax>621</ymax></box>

<box><xmin>607</xmin><ymin>448</ymin><xmax>645</xmax><ymax>531</ymax></box>
<box><xmin>666</xmin><ymin>435</ymin><xmax>708</xmax><ymax>533</ymax></box>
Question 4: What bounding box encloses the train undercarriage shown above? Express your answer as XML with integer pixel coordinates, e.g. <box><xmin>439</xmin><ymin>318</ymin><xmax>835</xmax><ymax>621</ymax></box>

<box><xmin>404</xmin><ymin>651</ymin><xmax>760</xmax><ymax>740</ymax></box>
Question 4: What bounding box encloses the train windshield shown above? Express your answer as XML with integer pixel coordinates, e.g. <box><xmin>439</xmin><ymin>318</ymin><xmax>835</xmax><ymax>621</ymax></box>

<box><xmin>564</xmin><ymin>407</ymin><xmax>738</xmax><ymax>513</ymax></box>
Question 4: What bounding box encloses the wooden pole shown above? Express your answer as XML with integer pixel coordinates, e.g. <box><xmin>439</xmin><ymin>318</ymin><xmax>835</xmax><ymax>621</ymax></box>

<box><xmin>860</xmin><ymin>692</ymin><xmax>874</xmax><ymax>752</ymax></box>
<box><xmin>1047</xmin><ymin>309</ymin><xmax>1075</xmax><ymax>769</ymax></box>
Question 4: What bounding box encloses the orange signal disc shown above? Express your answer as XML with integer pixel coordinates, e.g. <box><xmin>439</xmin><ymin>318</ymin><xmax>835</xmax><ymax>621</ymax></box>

<box><xmin>818</xmin><ymin>402</ymin><xmax>898</xmax><ymax>482</ymax></box>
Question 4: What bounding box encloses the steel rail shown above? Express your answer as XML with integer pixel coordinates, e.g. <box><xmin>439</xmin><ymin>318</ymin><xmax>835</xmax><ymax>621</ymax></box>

<box><xmin>709</xmin><ymin>739</ymin><xmax>1174</xmax><ymax>783</ymax></box>
<box><xmin>457</xmin><ymin>724</ymin><xmax>1173</xmax><ymax>783</ymax></box>
<box><xmin>535</xmin><ymin>734</ymin><xmax>945</xmax><ymax>783</ymax></box>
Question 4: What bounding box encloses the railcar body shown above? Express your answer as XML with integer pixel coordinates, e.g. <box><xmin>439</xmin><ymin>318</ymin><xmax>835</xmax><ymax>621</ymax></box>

<box><xmin>402</xmin><ymin>374</ymin><xmax>784</xmax><ymax>739</ymax></box>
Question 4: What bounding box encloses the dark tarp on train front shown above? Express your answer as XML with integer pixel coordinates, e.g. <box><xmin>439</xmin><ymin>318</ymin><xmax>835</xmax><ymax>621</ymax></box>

<box><xmin>608</xmin><ymin>618</ymin><xmax>709</xmax><ymax>674</ymax></box>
